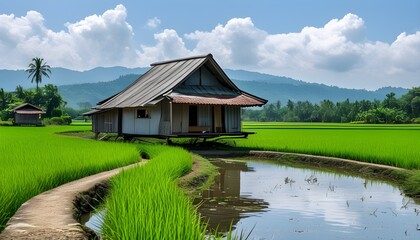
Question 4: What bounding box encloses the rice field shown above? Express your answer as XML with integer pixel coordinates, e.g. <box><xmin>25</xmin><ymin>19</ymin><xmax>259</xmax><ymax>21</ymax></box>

<box><xmin>2</xmin><ymin>122</ymin><xmax>420</xmax><ymax>237</ymax></box>
<box><xmin>228</xmin><ymin>122</ymin><xmax>420</xmax><ymax>169</ymax></box>
<box><xmin>0</xmin><ymin>126</ymin><xmax>140</xmax><ymax>231</ymax></box>
<box><xmin>102</xmin><ymin>145</ymin><xmax>206</xmax><ymax>239</ymax></box>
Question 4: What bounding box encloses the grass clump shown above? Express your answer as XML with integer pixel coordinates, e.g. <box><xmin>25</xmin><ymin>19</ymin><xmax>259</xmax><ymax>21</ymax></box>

<box><xmin>102</xmin><ymin>145</ymin><xmax>206</xmax><ymax>239</ymax></box>
<box><xmin>0</xmin><ymin>125</ymin><xmax>139</xmax><ymax>231</ymax></box>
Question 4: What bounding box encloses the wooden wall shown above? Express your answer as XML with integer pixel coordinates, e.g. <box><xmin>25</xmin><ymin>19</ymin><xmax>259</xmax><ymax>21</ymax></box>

<box><xmin>14</xmin><ymin>114</ymin><xmax>42</xmax><ymax>125</ymax></box>
<box><xmin>225</xmin><ymin>106</ymin><xmax>241</xmax><ymax>133</ymax></box>
<box><xmin>93</xmin><ymin>109</ymin><xmax>119</xmax><ymax>133</ymax></box>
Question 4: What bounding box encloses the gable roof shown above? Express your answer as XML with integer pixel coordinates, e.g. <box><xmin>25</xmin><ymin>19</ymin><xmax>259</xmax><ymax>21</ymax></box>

<box><xmin>96</xmin><ymin>54</ymin><xmax>266</xmax><ymax>109</ymax></box>
<box><xmin>13</xmin><ymin>103</ymin><xmax>45</xmax><ymax>114</ymax></box>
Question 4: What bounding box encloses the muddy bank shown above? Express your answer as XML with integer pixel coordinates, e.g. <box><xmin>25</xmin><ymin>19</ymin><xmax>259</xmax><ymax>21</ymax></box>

<box><xmin>0</xmin><ymin>162</ymin><xmax>144</xmax><ymax>240</ymax></box>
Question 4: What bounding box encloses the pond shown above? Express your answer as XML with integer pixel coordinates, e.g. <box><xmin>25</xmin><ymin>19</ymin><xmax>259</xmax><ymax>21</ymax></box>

<box><xmin>83</xmin><ymin>159</ymin><xmax>420</xmax><ymax>239</ymax></box>
<box><xmin>194</xmin><ymin>159</ymin><xmax>420</xmax><ymax>239</ymax></box>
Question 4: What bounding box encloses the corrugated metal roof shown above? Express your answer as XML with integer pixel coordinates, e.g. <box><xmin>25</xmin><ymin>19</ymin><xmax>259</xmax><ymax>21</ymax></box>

<box><xmin>95</xmin><ymin>54</ymin><xmax>267</xmax><ymax>109</ymax></box>
<box><xmin>82</xmin><ymin>109</ymin><xmax>102</xmax><ymax>116</ymax></box>
<box><xmin>97</xmin><ymin>56</ymin><xmax>207</xmax><ymax>109</ymax></box>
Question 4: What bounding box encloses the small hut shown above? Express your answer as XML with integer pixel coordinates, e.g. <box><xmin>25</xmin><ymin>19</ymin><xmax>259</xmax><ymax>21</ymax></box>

<box><xmin>13</xmin><ymin>103</ymin><xmax>45</xmax><ymax>125</ymax></box>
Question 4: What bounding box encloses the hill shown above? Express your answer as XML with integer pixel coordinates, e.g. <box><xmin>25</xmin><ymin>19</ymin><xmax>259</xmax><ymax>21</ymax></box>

<box><xmin>0</xmin><ymin>66</ymin><xmax>409</xmax><ymax>109</ymax></box>
<box><xmin>0</xmin><ymin>67</ymin><xmax>148</xmax><ymax>91</ymax></box>
<box><xmin>235</xmin><ymin>81</ymin><xmax>408</xmax><ymax>106</ymax></box>
<box><xmin>57</xmin><ymin>71</ymin><xmax>408</xmax><ymax>109</ymax></box>
<box><xmin>58</xmin><ymin>74</ymin><xmax>140</xmax><ymax>108</ymax></box>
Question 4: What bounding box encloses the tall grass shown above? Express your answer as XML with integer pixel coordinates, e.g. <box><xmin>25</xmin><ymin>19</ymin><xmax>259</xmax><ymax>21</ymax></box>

<box><xmin>0</xmin><ymin>126</ymin><xmax>139</xmax><ymax>231</ymax></box>
<box><xmin>102</xmin><ymin>145</ymin><xmax>205</xmax><ymax>239</ymax></box>
<box><xmin>231</xmin><ymin>122</ymin><xmax>420</xmax><ymax>169</ymax></box>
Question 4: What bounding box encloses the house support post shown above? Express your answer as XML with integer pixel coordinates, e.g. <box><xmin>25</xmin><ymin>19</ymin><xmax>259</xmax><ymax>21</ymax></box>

<box><xmin>169</xmin><ymin>101</ymin><xmax>173</xmax><ymax>135</ymax></box>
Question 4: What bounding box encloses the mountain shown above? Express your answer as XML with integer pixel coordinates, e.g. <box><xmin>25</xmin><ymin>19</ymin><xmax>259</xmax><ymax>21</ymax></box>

<box><xmin>224</xmin><ymin>69</ymin><xmax>302</xmax><ymax>85</ymax></box>
<box><xmin>58</xmin><ymin>74</ymin><xmax>140</xmax><ymax>108</ymax></box>
<box><xmin>57</xmin><ymin>71</ymin><xmax>409</xmax><ymax>109</ymax></box>
<box><xmin>0</xmin><ymin>66</ymin><xmax>148</xmax><ymax>91</ymax></box>
<box><xmin>234</xmin><ymin>81</ymin><xmax>408</xmax><ymax>105</ymax></box>
<box><xmin>0</xmin><ymin>66</ymin><xmax>409</xmax><ymax>109</ymax></box>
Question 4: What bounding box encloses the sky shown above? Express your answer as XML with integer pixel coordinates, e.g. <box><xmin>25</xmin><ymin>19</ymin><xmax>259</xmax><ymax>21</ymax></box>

<box><xmin>0</xmin><ymin>0</ymin><xmax>419</xmax><ymax>90</ymax></box>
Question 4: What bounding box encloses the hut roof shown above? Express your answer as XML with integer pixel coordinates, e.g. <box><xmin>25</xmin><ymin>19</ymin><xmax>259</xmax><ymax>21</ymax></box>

<box><xmin>95</xmin><ymin>54</ymin><xmax>267</xmax><ymax>110</ymax></box>
<box><xmin>13</xmin><ymin>103</ymin><xmax>45</xmax><ymax>114</ymax></box>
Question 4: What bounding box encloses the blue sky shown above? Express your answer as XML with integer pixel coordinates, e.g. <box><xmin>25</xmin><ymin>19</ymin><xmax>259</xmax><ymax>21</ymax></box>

<box><xmin>0</xmin><ymin>0</ymin><xmax>419</xmax><ymax>89</ymax></box>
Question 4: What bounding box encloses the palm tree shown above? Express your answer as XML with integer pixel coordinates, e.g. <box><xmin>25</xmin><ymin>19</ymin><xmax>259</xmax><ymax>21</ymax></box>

<box><xmin>26</xmin><ymin>57</ymin><xmax>51</xmax><ymax>90</ymax></box>
<box><xmin>15</xmin><ymin>85</ymin><xmax>25</xmax><ymax>100</ymax></box>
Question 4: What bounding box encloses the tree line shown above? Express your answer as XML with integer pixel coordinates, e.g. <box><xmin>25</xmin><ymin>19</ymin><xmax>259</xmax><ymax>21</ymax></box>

<box><xmin>242</xmin><ymin>87</ymin><xmax>420</xmax><ymax>123</ymax></box>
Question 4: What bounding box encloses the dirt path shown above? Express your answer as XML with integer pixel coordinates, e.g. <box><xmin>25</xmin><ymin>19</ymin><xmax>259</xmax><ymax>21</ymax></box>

<box><xmin>0</xmin><ymin>162</ymin><xmax>145</xmax><ymax>240</ymax></box>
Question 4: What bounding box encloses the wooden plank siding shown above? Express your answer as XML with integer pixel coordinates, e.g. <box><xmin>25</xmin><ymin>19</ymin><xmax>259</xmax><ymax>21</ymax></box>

<box><xmin>14</xmin><ymin>114</ymin><xmax>42</xmax><ymax>125</ymax></box>
<box><xmin>93</xmin><ymin>109</ymin><xmax>119</xmax><ymax>133</ymax></box>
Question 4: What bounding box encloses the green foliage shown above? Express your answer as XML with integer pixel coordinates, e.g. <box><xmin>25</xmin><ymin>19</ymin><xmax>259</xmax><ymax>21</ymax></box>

<box><xmin>0</xmin><ymin>85</ymin><xmax>65</xmax><ymax>118</ymax></box>
<box><xmin>400</xmin><ymin>87</ymin><xmax>420</xmax><ymax>118</ymax></box>
<box><xmin>43</xmin><ymin>116</ymin><xmax>73</xmax><ymax>125</ymax></box>
<box><xmin>102</xmin><ymin>145</ymin><xmax>206</xmax><ymax>239</ymax></box>
<box><xmin>0</xmin><ymin>126</ymin><xmax>139</xmax><ymax>231</ymax></box>
<box><xmin>61</xmin><ymin>115</ymin><xmax>72</xmax><ymax>125</ymax></box>
<box><xmin>356</xmin><ymin>107</ymin><xmax>408</xmax><ymax>124</ymax></box>
<box><xmin>51</xmin><ymin>108</ymin><xmax>63</xmax><ymax>117</ymax></box>
<box><xmin>243</xmin><ymin>88</ymin><xmax>420</xmax><ymax>123</ymax></box>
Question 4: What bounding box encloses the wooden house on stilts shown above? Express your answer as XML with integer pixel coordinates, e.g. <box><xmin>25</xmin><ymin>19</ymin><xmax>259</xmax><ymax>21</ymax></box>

<box><xmin>84</xmin><ymin>54</ymin><xmax>267</xmax><ymax>140</ymax></box>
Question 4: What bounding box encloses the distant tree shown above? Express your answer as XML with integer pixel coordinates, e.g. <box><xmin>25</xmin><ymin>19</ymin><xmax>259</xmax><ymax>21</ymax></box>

<box><xmin>15</xmin><ymin>85</ymin><xmax>25</xmax><ymax>100</ymax></box>
<box><xmin>400</xmin><ymin>87</ymin><xmax>420</xmax><ymax>118</ymax></box>
<box><xmin>319</xmin><ymin>100</ymin><xmax>336</xmax><ymax>122</ymax></box>
<box><xmin>411</xmin><ymin>96</ymin><xmax>420</xmax><ymax>117</ymax></box>
<box><xmin>287</xmin><ymin>100</ymin><xmax>294</xmax><ymax>110</ymax></box>
<box><xmin>0</xmin><ymin>88</ymin><xmax>9</xmax><ymax>110</ymax></box>
<box><xmin>295</xmin><ymin>101</ymin><xmax>314</xmax><ymax>122</ymax></box>
<box><xmin>275</xmin><ymin>100</ymin><xmax>281</xmax><ymax>110</ymax></box>
<box><xmin>383</xmin><ymin>92</ymin><xmax>399</xmax><ymax>109</ymax></box>
<box><xmin>25</xmin><ymin>57</ymin><xmax>51</xmax><ymax>90</ymax></box>
<box><xmin>43</xmin><ymin>84</ymin><xmax>63</xmax><ymax>117</ymax></box>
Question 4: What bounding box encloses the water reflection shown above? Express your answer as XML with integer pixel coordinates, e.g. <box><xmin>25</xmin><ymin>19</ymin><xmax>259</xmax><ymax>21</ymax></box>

<box><xmin>196</xmin><ymin>159</ymin><xmax>420</xmax><ymax>239</ymax></box>
<box><xmin>193</xmin><ymin>160</ymin><xmax>269</xmax><ymax>232</ymax></box>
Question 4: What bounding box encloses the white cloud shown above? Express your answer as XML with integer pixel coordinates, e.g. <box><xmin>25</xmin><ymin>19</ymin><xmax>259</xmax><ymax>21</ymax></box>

<box><xmin>0</xmin><ymin>7</ymin><xmax>419</xmax><ymax>89</ymax></box>
<box><xmin>258</xmin><ymin>13</ymin><xmax>366</xmax><ymax>73</ymax></box>
<box><xmin>186</xmin><ymin>17</ymin><xmax>267</xmax><ymax>68</ymax></box>
<box><xmin>146</xmin><ymin>17</ymin><xmax>161</xmax><ymax>29</ymax></box>
<box><xmin>137</xmin><ymin>29</ymin><xmax>192</xmax><ymax>65</ymax></box>
<box><xmin>0</xmin><ymin>4</ymin><xmax>139</xmax><ymax>70</ymax></box>
<box><xmin>183</xmin><ymin>14</ymin><xmax>420</xmax><ymax>89</ymax></box>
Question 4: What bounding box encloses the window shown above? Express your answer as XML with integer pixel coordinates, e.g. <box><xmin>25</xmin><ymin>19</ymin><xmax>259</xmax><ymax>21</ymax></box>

<box><xmin>137</xmin><ymin>109</ymin><xmax>149</xmax><ymax>118</ymax></box>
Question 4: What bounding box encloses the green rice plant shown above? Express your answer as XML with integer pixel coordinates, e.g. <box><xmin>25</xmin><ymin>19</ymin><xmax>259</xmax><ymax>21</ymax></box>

<box><xmin>0</xmin><ymin>126</ymin><xmax>139</xmax><ymax>231</ymax></box>
<box><xmin>102</xmin><ymin>145</ymin><xmax>206</xmax><ymax>239</ymax></box>
<box><xmin>232</xmin><ymin>122</ymin><xmax>420</xmax><ymax>169</ymax></box>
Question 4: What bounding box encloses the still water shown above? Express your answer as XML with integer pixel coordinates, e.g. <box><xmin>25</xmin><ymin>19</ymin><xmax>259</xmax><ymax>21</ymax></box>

<box><xmin>83</xmin><ymin>159</ymin><xmax>420</xmax><ymax>239</ymax></box>
<box><xmin>195</xmin><ymin>159</ymin><xmax>420</xmax><ymax>239</ymax></box>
